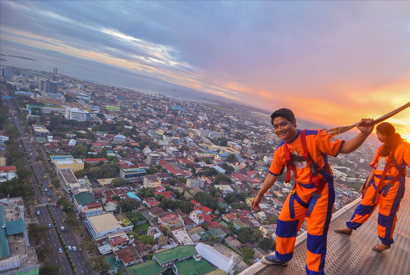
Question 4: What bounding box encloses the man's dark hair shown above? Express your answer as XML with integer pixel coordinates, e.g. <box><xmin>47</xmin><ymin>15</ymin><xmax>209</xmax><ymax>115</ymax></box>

<box><xmin>270</xmin><ymin>108</ymin><xmax>295</xmax><ymax>125</ymax></box>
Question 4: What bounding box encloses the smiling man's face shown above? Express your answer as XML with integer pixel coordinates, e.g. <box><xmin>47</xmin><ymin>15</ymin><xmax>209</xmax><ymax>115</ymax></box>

<box><xmin>272</xmin><ymin>116</ymin><xmax>298</xmax><ymax>142</ymax></box>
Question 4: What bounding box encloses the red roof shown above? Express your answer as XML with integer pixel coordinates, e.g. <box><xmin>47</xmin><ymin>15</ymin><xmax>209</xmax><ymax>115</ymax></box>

<box><xmin>85</xmin><ymin>203</ymin><xmax>102</xmax><ymax>209</ymax></box>
<box><xmin>83</xmin><ymin>158</ymin><xmax>108</xmax><ymax>162</ymax></box>
<box><xmin>198</xmin><ymin>205</ymin><xmax>212</xmax><ymax>214</ymax></box>
<box><xmin>207</xmin><ymin>221</ymin><xmax>222</xmax><ymax>229</ymax></box>
<box><xmin>203</xmin><ymin>214</ymin><xmax>212</xmax><ymax>222</ymax></box>
<box><xmin>0</xmin><ymin>166</ymin><xmax>16</xmax><ymax>172</ymax></box>
<box><xmin>191</xmin><ymin>200</ymin><xmax>200</xmax><ymax>206</ymax></box>
<box><xmin>109</xmin><ymin>235</ymin><xmax>128</xmax><ymax>246</ymax></box>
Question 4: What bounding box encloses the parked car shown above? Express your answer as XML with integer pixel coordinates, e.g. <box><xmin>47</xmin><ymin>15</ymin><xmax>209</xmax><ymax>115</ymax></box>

<box><xmin>67</xmin><ymin>246</ymin><xmax>72</xmax><ymax>251</ymax></box>
<box><xmin>72</xmin><ymin>246</ymin><xmax>77</xmax><ymax>251</ymax></box>
<box><xmin>59</xmin><ymin>248</ymin><xmax>62</xmax><ymax>254</ymax></box>
<box><xmin>48</xmin><ymin>224</ymin><xmax>52</xmax><ymax>228</ymax></box>
<box><xmin>61</xmin><ymin>226</ymin><xmax>65</xmax><ymax>231</ymax></box>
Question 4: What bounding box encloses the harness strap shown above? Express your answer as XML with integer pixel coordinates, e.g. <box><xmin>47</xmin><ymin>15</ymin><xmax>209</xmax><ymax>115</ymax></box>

<box><xmin>306</xmin><ymin>179</ymin><xmax>327</xmax><ymax>217</ymax></box>
<box><xmin>285</xmin><ymin>130</ymin><xmax>328</xmax><ymax>218</ymax></box>
<box><xmin>289</xmin><ymin>190</ymin><xmax>309</xmax><ymax>219</ymax></box>
<box><xmin>284</xmin><ymin>143</ymin><xmax>294</xmax><ymax>183</ymax></box>
<box><xmin>300</xmin><ymin>131</ymin><xmax>322</xmax><ymax>188</ymax></box>
<box><xmin>372</xmin><ymin>150</ymin><xmax>394</xmax><ymax>204</ymax></box>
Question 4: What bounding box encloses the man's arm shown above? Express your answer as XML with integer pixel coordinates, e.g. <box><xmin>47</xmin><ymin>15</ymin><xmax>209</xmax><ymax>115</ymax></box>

<box><xmin>340</xmin><ymin>118</ymin><xmax>374</xmax><ymax>154</ymax></box>
<box><xmin>252</xmin><ymin>173</ymin><xmax>278</xmax><ymax>210</ymax></box>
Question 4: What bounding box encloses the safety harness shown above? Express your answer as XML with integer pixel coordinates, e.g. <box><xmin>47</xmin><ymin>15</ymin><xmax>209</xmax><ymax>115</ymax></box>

<box><xmin>283</xmin><ymin>130</ymin><xmax>327</xmax><ymax>218</ymax></box>
<box><xmin>370</xmin><ymin>148</ymin><xmax>405</xmax><ymax>204</ymax></box>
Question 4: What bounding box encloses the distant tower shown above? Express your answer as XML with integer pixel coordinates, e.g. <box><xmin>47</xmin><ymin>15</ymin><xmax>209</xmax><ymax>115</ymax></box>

<box><xmin>53</xmin><ymin>68</ymin><xmax>58</xmax><ymax>75</ymax></box>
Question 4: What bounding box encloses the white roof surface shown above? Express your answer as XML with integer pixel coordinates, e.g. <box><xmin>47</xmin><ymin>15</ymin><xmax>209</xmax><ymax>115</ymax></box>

<box><xmin>88</xmin><ymin>213</ymin><xmax>121</xmax><ymax>233</ymax></box>
<box><xmin>195</xmin><ymin>243</ymin><xmax>234</xmax><ymax>273</ymax></box>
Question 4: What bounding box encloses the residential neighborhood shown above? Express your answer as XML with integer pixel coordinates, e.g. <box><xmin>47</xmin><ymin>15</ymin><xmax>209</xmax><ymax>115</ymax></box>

<box><xmin>0</xmin><ymin>66</ymin><xmax>381</xmax><ymax>275</ymax></box>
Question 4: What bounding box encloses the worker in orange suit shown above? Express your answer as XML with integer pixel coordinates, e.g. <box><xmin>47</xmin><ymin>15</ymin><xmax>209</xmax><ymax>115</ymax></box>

<box><xmin>251</xmin><ymin>108</ymin><xmax>374</xmax><ymax>275</ymax></box>
<box><xmin>335</xmin><ymin>122</ymin><xmax>410</xmax><ymax>252</ymax></box>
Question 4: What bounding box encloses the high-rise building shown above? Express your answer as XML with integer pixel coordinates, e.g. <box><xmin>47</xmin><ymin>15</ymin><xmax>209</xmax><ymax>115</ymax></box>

<box><xmin>53</xmin><ymin>68</ymin><xmax>58</xmax><ymax>75</ymax></box>
<box><xmin>49</xmin><ymin>81</ymin><xmax>59</xmax><ymax>93</ymax></box>
<box><xmin>145</xmin><ymin>153</ymin><xmax>160</xmax><ymax>165</ymax></box>
<box><xmin>39</xmin><ymin>79</ymin><xmax>49</xmax><ymax>92</ymax></box>
<box><xmin>65</xmin><ymin>108</ymin><xmax>90</xmax><ymax>121</ymax></box>
<box><xmin>132</xmin><ymin>103</ymin><xmax>137</xmax><ymax>109</ymax></box>
<box><xmin>1</xmin><ymin>66</ymin><xmax>13</xmax><ymax>79</ymax></box>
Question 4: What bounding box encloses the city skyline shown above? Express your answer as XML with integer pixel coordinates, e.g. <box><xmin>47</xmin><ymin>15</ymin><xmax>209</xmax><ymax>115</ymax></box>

<box><xmin>1</xmin><ymin>1</ymin><xmax>410</xmax><ymax>139</ymax></box>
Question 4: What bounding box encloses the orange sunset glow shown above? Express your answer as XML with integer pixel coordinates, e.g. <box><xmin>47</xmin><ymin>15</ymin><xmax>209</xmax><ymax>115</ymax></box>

<box><xmin>1</xmin><ymin>1</ymin><xmax>409</xmax><ymax>136</ymax></box>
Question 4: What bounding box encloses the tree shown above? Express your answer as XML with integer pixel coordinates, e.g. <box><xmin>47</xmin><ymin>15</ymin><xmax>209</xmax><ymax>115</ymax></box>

<box><xmin>180</xmin><ymin>201</ymin><xmax>194</xmax><ymax>213</ymax></box>
<box><xmin>16</xmin><ymin>168</ymin><xmax>31</xmax><ymax>181</ymax></box>
<box><xmin>258</xmin><ymin>237</ymin><xmax>275</xmax><ymax>251</ymax></box>
<box><xmin>86</xmin><ymin>255</ymin><xmax>110</xmax><ymax>273</ymax></box>
<box><xmin>96</xmin><ymin>113</ymin><xmax>105</xmax><ymax>119</ymax></box>
<box><xmin>70</xmin><ymin>144</ymin><xmax>88</xmax><ymax>158</ymax></box>
<box><xmin>224</xmin><ymin>193</ymin><xmax>237</xmax><ymax>204</ymax></box>
<box><xmin>39</xmin><ymin>264</ymin><xmax>60</xmax><ymax>275</ymax></box>
<box><xmin>112</xmin><ymin>177</ymin><xmax>128</xmax><ymax>187</ymax></box>
<box><xmin>57</xmin><ymin>197</ymin><xmax>72</xmax><ymax>212</ymax></box>
<box><xmin>194</xmin><ymin>192</ymin><xmax>217</xmax><ymax>210</ymax></box>
<box><xmin>112</xmin><ymin>195</ymin><xmax>121</xmax><ymax>201</ymax></box>
<box><xmin>118</xmin><ymin>198</ymin><xmax>141</xmax><ymax>212</ymax></box>
<box><xmin>200</xmin><ymin>223</ymin><xmax>209</xmax><ymax>231</ymax></box>
<box><xmin>80</xmin><ymin>236</ymin><xmax>97</xmax><ymax>252</ymax></box>
<box><xmin>241</xmin><ymin>247</ymin><xmax>255</xmax><ymax>262</ymax></box>
<box><xmin>74</xmin><ymin>170</ymin><xmax>84</xmax><ymax>178</ymax></box>
<box><xmin>269</xmin><ymin>214</ymin><xmax>278</xmax><ymax>224</ymax></box>
<box><xmin>209</xmin><ymin>186</ymin><xmax>220</xmax><ymax>198</ymax></box>
<box><xmin>37</xmin><ymin>244</ymin><xmax>53</xmax><ymax>263</ymax></box>
<box><xmin>237</xmin><ymin>227</ymin><xmax>253</xmax><ymax>244</ymax></box>
<box><xmin>227</xmin><ymin>154</ymin><xmax>236</xmax><ymax>162</ymax></box>
<box><xmin>139</xmin><ymin>235</ymin><xmax>154</xmax><ymax>244</ymax></box>
<box><xmin>101</xmin><ymin>162</ymin><xmax>117</xmax><ymax>178</ymax></box>
<box><xmin>214</xmin><ymin>173</ymin><xmax>232</xmax><ymax>184</ymax></box>
<box><xmin>28</xmin><ymin>223</ymin><xmax>49</xmax><ymax>244</ymax></box>
<box><xmin>66</xmin><ymin>212</ymin><xmax>79</xmax><ymax>229</ymax></box>
<box><xmin>160</xmin><ymin>199</ymin><xmax>177</xmax><ymax>210</ymax></box>
<box><xmin>51</xmin><ymin>178</ymin><xmax>61</xmax><ymax>188</ymax></box>
<box><xmin>146</xmin><ymin>166</ymin><xmax>159</xmax><ymax>175</ymax></box>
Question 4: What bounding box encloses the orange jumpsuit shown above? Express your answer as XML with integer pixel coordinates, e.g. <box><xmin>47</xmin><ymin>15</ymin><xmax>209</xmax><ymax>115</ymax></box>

<box><xmin>346</xmin><ymin>142</ymin><xmax>410</xmax><ymax>245</ymax></box>
<box><xmin>270</xmin><ymin>130</ymin><xmax>344</xmax><ymax>275</ymax></box>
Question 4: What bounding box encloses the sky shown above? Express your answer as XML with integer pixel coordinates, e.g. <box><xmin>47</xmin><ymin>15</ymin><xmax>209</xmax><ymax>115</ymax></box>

<box><xmin>1</xmin><ymin>1</ymin><xmax>410</xmax><ymax>139</ymax></box>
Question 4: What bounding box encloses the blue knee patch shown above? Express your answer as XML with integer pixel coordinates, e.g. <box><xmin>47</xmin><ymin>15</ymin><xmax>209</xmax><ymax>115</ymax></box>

<box><xmin>354</xmin><ymin>204</ymin><xmax>375</xmax><ymax>216</ymax></box>
<box><xmin>307</xmin><ymin>233</ymin><xmax>327</xmax><ymax>255</ymax></box>
<box><xmin>277</xmin><ymin>219</ymin><xmax>299</xmax><ymax>238</ymax></box>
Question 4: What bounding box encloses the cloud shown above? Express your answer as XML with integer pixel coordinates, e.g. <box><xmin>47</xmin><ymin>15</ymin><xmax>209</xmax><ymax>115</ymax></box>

<box><xmin>1</xmin><ymin>1</ymin><xmax>410</xmax><ymax>132</ymax></box>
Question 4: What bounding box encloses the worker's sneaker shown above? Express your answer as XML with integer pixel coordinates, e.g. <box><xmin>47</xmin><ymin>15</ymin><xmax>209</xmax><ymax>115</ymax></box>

<box><xmin>262</xmin><ymin>254</ymin><xmax>288</xmax><ymax>266</ymax></box>
<box><xmin>334</xmin><ymin>227</ymin><xmax>352</xmax><ymax>235</ymax></box>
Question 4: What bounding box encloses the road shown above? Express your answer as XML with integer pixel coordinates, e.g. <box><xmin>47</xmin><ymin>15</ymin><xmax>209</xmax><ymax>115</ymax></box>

<box><xmin>5</xmin><ymin>97</ymin><xmax>93</xmax><ymax>275</ymax></box>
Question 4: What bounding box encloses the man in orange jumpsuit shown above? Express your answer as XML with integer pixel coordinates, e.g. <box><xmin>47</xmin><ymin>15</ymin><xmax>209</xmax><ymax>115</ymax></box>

<box><xmin>252</xmin><ymin>108</ymin><xmax>374</xmax><ymax>275</ymax></box>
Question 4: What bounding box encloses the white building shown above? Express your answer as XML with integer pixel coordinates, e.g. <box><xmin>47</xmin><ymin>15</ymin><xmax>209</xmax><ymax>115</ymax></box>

<box><xmin>186</xmin><ymin>178</ymin><xmax>205</xmax><ymax>188</ymax></box>
<box><xmin>189</xmin><ymin>210</ymin><xmax>204</xmax><ymax>225</ymax></box>
<box><xmin>0</xmin><ymin>134</ymin><xmax>9</xmax><ymax>143</ymax></box>
<box><xmin>195</xmin><ymin>243</ymin><xmax>234</xmax><ymax>274</ymax></box>
<box><xmin>85</xmin><ymin>213</ymin><xmax>134</xmax><ymax>240</ymax></box>
<box><xmin>114</xmin><ymin>135</ymin><xmax>127</xmax><ymax>143</ymax></box>
<box><xmin>143</xmin><ymin>175</ymin><xmax>162</xmax><ymax>188</ymax></box>
<box><xmin>172</xmin><ymin>228</ymin><xmax>194</xmax><ymax>245</ymax></box>
<box><xmin>65</xmin><ymin>108</ymin><xmax>90</xmax><ymax>122</ymax></box>
<box><xmin>167</xmin><ymin>147</ymin><xmax>179</xmax><ymax>155</ymax></box>
<box><xmin>146</xmin><ymin>153</ymin><xmax>160</xmax><ymax>165</ymax></box>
